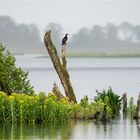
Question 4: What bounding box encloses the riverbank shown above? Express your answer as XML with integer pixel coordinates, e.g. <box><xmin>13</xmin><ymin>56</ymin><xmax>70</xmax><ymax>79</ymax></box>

<box><xmin>0</xmin><ymin>91</ymin><xmax>113</xmax><ymax>123</ymax></box>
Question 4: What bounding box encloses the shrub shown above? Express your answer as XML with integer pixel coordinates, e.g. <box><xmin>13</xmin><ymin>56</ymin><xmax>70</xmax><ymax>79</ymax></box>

<box><xmin>69</xmin><ymin>102</ymin><xmax>84</xmax><ymax>119</ymax></box>
<box><xmin>0</xmin><ymin>43</ymin><xmax>34</xmax><ymax>95</ymax></box>
<box><xmin>0</xmin><ymin>92</ymin><xmax>71</xmax><ymax>123</ymax></box>
<box><xmin>90</xmin><ymin>99</ymin><xmax>113</xmax><ymax>120</ymax></box>
<box><xmin>0</xmin><ymin>92</ymin><xmax>10</xmax><ymax>122</ymax></box>
<box><xmin>94</xmin><ymin>87</ymin><xmax>122</xmax><ymax>116</ymax></box>
<box><xmin>79</xmin><ymin>96</ymin><xmax>89</xmax><ymax>108</ymax></box>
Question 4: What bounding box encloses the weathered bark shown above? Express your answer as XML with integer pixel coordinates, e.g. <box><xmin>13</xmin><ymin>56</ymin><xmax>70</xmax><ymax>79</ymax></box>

<box><xmin>44</xmin><ymin>30</ymin><xmax>77</xmax><ymax>103</ymax></box>
<box><xmin>134</xmin><ymin>93</ymin><xmax>140</xmax><ymax>119</ymax></box>
<box><xmin>123</xmin><ymin>93</ymin><xmax>127</xmax><ymax>112</ymax></box>
<box><xmin>52</xmin><ymin>82</ymin><xmax>64</xmax><ymax>100</ymax></box>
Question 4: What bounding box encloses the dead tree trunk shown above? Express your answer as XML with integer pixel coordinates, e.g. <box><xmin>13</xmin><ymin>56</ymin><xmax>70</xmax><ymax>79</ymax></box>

<box><xmin>123</xmin><ymin>93</ymin><xmax>127</xmax><ymax>112</ymax></box>
<box><xmin>134</xmin><ymin>93</ymin><xmax>140</xmax><ymax>119</ymax></box>
<box><xmin>44</xmin><ymin>30</ymin><xmax>77</xmax><ymax>103</ymax></box>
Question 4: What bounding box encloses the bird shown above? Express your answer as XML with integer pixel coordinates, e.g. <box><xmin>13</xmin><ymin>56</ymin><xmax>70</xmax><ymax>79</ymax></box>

<box><xmin>102</xmin><ymin>105</ymin><xmax>107</xmax><ymax>123</ymax></box>
<box><xmin>62</xmin><ymin>34</ymin><xmax>69</xmax><ymax>46</ymax></box>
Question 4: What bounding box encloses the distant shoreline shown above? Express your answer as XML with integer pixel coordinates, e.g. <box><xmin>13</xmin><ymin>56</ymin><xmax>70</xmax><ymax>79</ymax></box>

<box><xmin>30</xmin><ymin>52</ymin><xmax>140</xmax><ymax>58</ymax></box>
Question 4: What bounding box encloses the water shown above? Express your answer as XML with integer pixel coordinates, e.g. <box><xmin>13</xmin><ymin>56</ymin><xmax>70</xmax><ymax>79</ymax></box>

<box><xmin>15</xmin><ymin>55</ymin><xmax>140</xmax><ymax>102</ymax></box>
<box><xmin>1</xmin><ymin>55</ymin><xmax>139</xmax><ymax>139</ymax></box>
<box><xmin>0</xmin><ymin>116</ymin><xmax>140</xmax><ymax>139</ymax></box>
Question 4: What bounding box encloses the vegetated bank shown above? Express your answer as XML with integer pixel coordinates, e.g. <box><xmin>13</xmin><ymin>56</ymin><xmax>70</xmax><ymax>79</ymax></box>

<box><xmin>0</xmin><ymin>87</ymin><xmax>137</xmax><ymax>124</ymax></box>
<box><xmin>0</xmin><ymin>91</ymin><xmax>111</xmax><ymax>123</ymax></box>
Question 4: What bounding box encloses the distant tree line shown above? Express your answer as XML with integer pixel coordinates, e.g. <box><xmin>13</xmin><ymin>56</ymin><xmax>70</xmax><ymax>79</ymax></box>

<box><xmin>1</xmin><ymin>16</ymin><xmax>140</xmax><ymax>52</ymax></box>
<box><xmin>46</xmin><ymin>22</ymin><xmax>140</xmax><ymax>51</ymax></box>
<box><xmin>70</xmin><ymin>22</ymin><xmax>140</xmax><ymax>48</ymax></box>
<box><xmin>0</xmin><ymin>16</ymin><xmax>41</xmax><ymax>50</ymax></box>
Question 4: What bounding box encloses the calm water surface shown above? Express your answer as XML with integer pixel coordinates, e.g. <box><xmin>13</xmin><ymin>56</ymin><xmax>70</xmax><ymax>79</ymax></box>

<box><xmin>1</xmin><ymin>55</ymin><xmax>139</xmax><ymax>140</ymax></box>
<box><xmin>15</xmin><ymin>55</ymin><xmax>140</xmax><ymax>102</ymax></box>
<box><xmin>0</xmin><ymin>116</ymin><xmax>140</xmax><ymax>140</ymax></box>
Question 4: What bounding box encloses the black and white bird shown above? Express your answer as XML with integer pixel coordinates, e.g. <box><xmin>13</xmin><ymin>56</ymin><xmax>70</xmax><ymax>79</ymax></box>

<box><xmin>62</xmin><ymin>34</ymin><xmax>69</xmax><ymax>46</ymax></box>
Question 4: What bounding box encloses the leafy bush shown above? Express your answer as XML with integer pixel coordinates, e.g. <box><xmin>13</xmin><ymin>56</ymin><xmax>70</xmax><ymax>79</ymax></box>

<box><xmin>90</xmin><ymin>99</ymin><xmax>113</xmax><ymax>120</ymax></box>
<box><xmin>0</xmin><ymin>44</ymin><xmax>34</xmax><ymax>95</ymax></box>
<box><xmin>70</xmin><ymin>96</ymin><xmax>113</xmax><ymax>120</ymax></box>
<box><xmin>79</xmin><ymin>96</ymin><xmax>89</xmax><ymax>108</ymax></box>
<box><xmin>94</xmin><ymin>87</ymin><xmax>122</xmax><ymax>115</ymax></box>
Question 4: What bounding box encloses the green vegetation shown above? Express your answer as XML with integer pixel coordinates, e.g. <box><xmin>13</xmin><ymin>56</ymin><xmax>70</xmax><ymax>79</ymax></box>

<box><xmin>0</xmin><ymin>92</ymin><xmax>69</xmax><ymax>123</ymax></box>
<box><xmin>0</xmin><ymin>44</ymin><xmax>34</xmax><ymax>95</ymax></box>
<box><xmin>94</xmin><ymin>87</ymin><xmax>122</xmax><ymax>116</ymax></box>
<box><xmin>128</xmin><ymin>97</ymin><xmax>136</xmax><ymax>117</ymax></box>
<box><xmin>0</xmin><ymin>92</ymin><xmax>113</xmax><ymax>123</ymax></box>
<box><xmin>71</xmin><ymin>96</ymin><xmax>113</xmax><ymax>120</ymax></box>
<box><xmin>66</xmin><ymin>51</ymin><xmax>140</xmax><ymax>58</ymax></box>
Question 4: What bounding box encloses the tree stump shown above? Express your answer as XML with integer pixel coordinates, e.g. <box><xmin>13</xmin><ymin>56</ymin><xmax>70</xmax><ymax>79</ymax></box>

<box><xmin>123</xmin><ymin>93</ymin><xmax>127</xmax><ymax>112</ymax></box>
<box><xmin>52</xmin><ymin>82</ymin><xmax>64</xmax><ymax>100</ymax></box>
<box><xmin>44</xmin><ymin>30</ymin><xmax>77</xmax><ymax>103</ymax></box>
<box><xmin>135</xmin><ymin>93</ymin><xmax>140</xmax><ymax>119</ymax></box>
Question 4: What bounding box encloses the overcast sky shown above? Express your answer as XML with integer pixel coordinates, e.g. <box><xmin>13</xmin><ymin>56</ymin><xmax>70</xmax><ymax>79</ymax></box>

<box><xmin>0</xmin><ymin>0</ymin><xmax>140</xmax><ymax>36</ymax></box>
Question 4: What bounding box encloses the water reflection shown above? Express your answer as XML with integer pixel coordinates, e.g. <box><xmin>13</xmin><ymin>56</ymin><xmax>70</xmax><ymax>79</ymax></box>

<box><xmin>0</xmin><ymin>117</ymin><xmax>140</xmax><ymax>140</ymax></box>
<box><xmin>0</xmin><ymin>122</ymin><xmax>74</xmax><ymax>140</ymax></box>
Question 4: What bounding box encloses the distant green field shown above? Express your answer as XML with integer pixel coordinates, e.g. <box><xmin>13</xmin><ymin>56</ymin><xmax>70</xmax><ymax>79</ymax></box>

<box><xmin>38</xmin><ymin>51</ymin><xmax>140</xmax><ymax>58</ymax></box>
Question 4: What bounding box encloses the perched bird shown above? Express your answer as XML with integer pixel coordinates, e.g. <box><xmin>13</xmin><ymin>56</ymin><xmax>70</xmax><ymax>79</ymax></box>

<box><xmin>62</xmin><ymin>34</ymin><xmax>69</xmax><ymax>46</ymax></box>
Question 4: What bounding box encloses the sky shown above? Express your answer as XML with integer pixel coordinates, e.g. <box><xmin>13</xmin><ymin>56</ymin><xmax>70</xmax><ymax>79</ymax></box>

<box><xmin>0</xmin><ymin>0</ymin><xmax>140</xmax><ymax>37</ymax></box>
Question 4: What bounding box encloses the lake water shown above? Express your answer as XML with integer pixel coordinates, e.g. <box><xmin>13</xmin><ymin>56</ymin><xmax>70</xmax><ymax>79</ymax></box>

<box><xmin>1</xmin><ymin>55</ymin><xmax>140</xmax><ymax>139</ymax></box>
<box><xmin>0</xmin><ymin>116</ymin><xmax>140</xmax><ymax>140</ymax></box>
<box><xmin>15</xmin><ymin>55</ymin><xmax>140</xmax><ymax>102</ymax></box>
